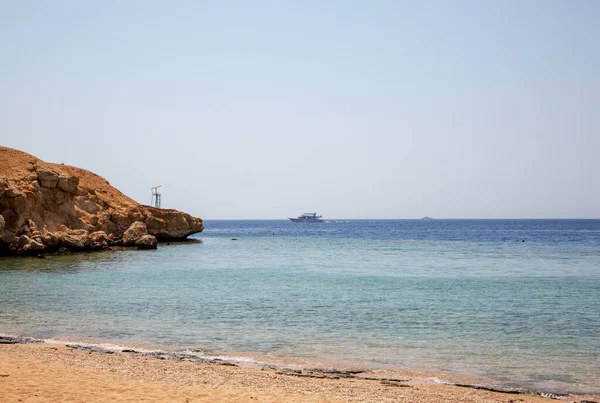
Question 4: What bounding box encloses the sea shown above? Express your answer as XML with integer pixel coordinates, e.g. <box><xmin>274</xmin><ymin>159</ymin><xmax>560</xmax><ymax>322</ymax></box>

<box><xmin>1</xmin><ymin>219</ymin><xmax>599</xmax><ymax>396</ymax></box>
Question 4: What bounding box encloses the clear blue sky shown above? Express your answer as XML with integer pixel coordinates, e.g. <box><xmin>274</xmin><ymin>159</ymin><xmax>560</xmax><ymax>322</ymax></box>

<box><xmin>1</xmin><ymin>0</ymin><xmax>598</xmax><ymax>219</ymax></box>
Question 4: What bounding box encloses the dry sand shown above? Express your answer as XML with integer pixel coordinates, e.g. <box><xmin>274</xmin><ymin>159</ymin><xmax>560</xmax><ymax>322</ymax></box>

<box><xmin>0</xmin><ymin>343</ymin><xmax>574</xmax><ymax>403</ymax></box>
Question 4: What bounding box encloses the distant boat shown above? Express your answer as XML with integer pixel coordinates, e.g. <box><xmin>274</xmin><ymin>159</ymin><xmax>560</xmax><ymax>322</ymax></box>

<box><xmin>289</xmin><ymin>213</ymin><xmax>324</xmax><ymax>223</ymax></box>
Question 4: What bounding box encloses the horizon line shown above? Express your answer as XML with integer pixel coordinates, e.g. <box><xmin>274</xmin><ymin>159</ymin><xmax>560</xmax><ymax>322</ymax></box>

<box><xmin>200</xmin><ymin>217</ymin><xmax>600</xmax><ymax>221</ymax></box>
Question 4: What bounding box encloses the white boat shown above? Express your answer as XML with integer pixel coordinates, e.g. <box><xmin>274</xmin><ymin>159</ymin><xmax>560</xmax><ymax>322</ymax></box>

<box><xmin>289</xmin><ymin>212</ymin><xmax>324</xmax><ymax>223</ymax></box>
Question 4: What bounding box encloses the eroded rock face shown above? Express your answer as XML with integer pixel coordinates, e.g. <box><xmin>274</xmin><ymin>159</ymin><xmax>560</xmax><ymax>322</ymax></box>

<box><xmin>0</xmin><ymin>146</ymin><xmax>203</xmax><ymax>256</ymax></box>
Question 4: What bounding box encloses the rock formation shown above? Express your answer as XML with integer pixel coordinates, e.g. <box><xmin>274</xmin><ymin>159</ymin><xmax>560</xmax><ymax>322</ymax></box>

<box><xmin>136</xmin><ymin>234</ymin><xmax>158</xmax><ymax>250</ymax></box>
<box><xmin>0</xmin><ymin>146</ymin><xmax>203</xmax><ymax>256</ymax></box>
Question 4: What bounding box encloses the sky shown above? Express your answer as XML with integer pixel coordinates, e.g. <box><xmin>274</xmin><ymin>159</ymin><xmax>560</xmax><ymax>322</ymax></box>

<box><xmin>1</xmin><ymin>0</ymin><xmax>599</xmax><ymax>219</ymax></box>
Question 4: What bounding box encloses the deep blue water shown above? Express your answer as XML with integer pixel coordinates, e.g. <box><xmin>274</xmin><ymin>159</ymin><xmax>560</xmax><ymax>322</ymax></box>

<box><xmin>1</xmin><ymin>219</ymin><xmax>599</xmax><ymax>395</ymax></box>
<box><xmin>202</xmin><ymin>219</ymin><xmax>600</xmax><ymax>245</ymax></box>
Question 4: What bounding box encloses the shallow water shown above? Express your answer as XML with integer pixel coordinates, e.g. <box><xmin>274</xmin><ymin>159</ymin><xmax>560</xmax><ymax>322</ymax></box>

<box><xmin>1</xmin><ymin>219</ymin><xmax>599</xmax><ymax>394</ymax></box>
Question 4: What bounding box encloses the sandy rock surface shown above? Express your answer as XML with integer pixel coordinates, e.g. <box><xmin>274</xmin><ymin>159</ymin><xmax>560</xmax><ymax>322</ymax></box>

<box><xmin>0</xmin><ymin>146</ymin><xmax>203</xmax><ymax>255</ymax></box>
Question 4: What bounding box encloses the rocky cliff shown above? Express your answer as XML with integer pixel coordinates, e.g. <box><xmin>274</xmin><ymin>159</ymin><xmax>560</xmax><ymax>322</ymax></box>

<box><xmin>0</xmin><ymin>146</ymin><xmax>203</xmax><ymax>256</ymax></box>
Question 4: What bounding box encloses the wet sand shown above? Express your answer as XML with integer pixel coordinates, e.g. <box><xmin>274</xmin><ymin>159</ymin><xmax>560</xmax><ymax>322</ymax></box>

<box><xmin>0</xmin><ymin>343</ymin><xmax>576</xmax><ymax>403</ymax></box>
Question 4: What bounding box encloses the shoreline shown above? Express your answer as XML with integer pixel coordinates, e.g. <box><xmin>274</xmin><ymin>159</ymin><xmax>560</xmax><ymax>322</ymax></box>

<box><xmin>1</xmin><ymin>335</ymin><xmax>597</xmax><ymax>402</ymax></box>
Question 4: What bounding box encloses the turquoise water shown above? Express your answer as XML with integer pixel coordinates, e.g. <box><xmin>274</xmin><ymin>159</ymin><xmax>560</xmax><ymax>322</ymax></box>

<box><xmin>1</xmin><ymin>220</ymin><xmax>599</xmax><ymax>394</ymax></box>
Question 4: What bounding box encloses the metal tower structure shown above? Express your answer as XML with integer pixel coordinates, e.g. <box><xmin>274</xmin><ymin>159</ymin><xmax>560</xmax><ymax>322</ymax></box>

<box><xmin>151</xmin><ymin>185</ymin><xmax>162</xmax><ymax>208</ymax></box>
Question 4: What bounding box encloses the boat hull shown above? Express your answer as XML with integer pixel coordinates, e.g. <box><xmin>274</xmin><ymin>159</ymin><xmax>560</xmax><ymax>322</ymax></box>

<box><xmin>289</xmin><ymin>218</ymin><xmax>324</xmax><ymax>223</ymax></box>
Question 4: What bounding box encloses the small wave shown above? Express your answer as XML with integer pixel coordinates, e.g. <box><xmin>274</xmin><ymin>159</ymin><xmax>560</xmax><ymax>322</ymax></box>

<box><xmin>0</xmin><ymin>333</ymin><xmax>162</xmax><ymax>354</ymax></box>
<box><xmin>43</xmin><ymin>338</ymin><xmax>160</xmax><ymax>354</ymax></box>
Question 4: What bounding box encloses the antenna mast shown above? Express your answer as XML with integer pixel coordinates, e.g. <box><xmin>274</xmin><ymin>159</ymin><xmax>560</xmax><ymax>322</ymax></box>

<box><xmin>151</xmin><ymin>185</ymin><xmax>162</xmax><ymax>208</ymax></box>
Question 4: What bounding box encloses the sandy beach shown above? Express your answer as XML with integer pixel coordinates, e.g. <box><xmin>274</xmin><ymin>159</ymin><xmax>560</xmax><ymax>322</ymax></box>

<box><xmin>1</xmin><ymin>342</ymin><xmax>580</xmax><ymax>403</ymax></box>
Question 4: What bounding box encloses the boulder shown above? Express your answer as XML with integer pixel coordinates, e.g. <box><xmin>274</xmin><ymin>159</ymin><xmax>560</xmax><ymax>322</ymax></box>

<box><xmin>36</xmin><ymin>168</ymin><xmax>59</xmax><ymax>188</ymax></box>
<box><xmin>122</xmin><ymin>222</ymin><xmax>148</xmax><ymax>246</ymax></box>
<box><xmin>57</xmin><ymin>175</ymin><xmax>79</xmax><ymax>194</ymax></box>
<box><xmin>43</xmin><ymin>232</ymin><xmax>59</xmax><ymax>248</ymax></box>
<box><xmin>136</xmin><ymin>234</ymin><xmax>157</xmax><ymax>249</ymax></box>
<box><xmin>17</xmin><ymin>235</ymin><xmax>31</xmax><ymax>248</ymax></box>
<box><xmin>146</xmin><ymin>208</ymin><xmax>203</xmax><ymax>240</ymax></box>
<box><xmin>59</xmin><ymin>230</ymin><xmax>89</xmax><ymax>250</ymax></box>
<box><xmin>0</xmin><ymin>215</ymin><xmax>4</xmax><ymax>237</ymax></box>
<box><xmin>15</xmin><ymin>235</ymin><xmax>45</xmax><ymax>254</ymax></box>
<box><xmin>86</xmin><ymin>231</ymin><xmax>109</xmax><ymax>250</ymax></box>
<box><xmin>19</xmin><ymin>238</ymin><xmax>45</xmax><ymax>254</ymax></box>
